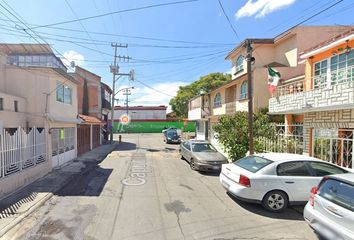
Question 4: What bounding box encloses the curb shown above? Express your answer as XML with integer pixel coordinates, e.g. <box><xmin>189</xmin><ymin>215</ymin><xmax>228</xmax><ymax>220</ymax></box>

<box><xmin>0</xmin><ymin>143</ymin><xmax>118</xmax><ymax>239</ymax></box>
<box><xmin>0</xmin><ymin>192</ymin><xmax>53</xmax><ymax>239</ymax></box>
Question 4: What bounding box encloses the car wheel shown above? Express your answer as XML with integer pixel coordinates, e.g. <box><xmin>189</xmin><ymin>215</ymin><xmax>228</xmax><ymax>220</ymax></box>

<box><xmin>262</xmin><ymin>190</ymin><xmax>288</xmax><ymax>212</ymax></box>
<box><xmin>190</xmin><ymin>158</ymin><xmax>197</xmax><ymax>171</ymax></box>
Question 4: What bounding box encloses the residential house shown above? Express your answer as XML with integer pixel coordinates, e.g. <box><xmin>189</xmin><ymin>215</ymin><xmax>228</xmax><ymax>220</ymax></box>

<box><xmin>101</xmin><ymin>82</ymin><xmax>112</xmax><ymax>141</ymax></box>
<box><xmin>71</xmin><ymin>66</ymin><xmax>103</xmax><ymax>155</ymax></box>
<box><xmin>188</xmin><ymin>26</ymin><xmax>353</xmax><ymax>155</ymax></box>
<box><xmin>269</xmin><ymin>28</ymin><xmax>354</xmax><ymax>170</ymax></box>
<box><xmin>0</xmin><ymin>43</ymin><xmax>79</xmax><ymax>198</ymax></box>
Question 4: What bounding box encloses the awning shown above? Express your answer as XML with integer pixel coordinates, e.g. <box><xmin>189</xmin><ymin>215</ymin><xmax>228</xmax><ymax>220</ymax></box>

<box><xmin>47</xmin><ymin>114</ymin><xmax>82</xmax><ymax>124</ymax></box>
<box><xmin>78</xmin><ymin>114</ymin><xmax>103</xmax><ymax>125</ymax></box>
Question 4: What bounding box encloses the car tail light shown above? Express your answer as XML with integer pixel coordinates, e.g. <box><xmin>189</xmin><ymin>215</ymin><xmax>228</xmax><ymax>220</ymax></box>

<box><xmin>309</xmin><ymin>186</ymin><xmax>318</xmax><ymax>206</ymax></box>
<box><xmin>239</xmin><ymin>174</ymin><xmax>251</xmax><ymax>187</ymax></box>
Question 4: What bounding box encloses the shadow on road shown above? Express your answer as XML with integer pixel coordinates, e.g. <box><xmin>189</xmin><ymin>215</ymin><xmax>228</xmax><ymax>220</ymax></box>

<box><xmin>199</xmin><ymin>171</ymin><xmax>221</xmax><ymax>177</ymax></box>
<box><xmin>226</xmin><ymin>192</ymin><xmax>305</xmax><ymax>221</ymax></box>
<box><xmin>116</xmin><ymin>141</ymin><xmax>137</xmax><ymax>151</ymax></box>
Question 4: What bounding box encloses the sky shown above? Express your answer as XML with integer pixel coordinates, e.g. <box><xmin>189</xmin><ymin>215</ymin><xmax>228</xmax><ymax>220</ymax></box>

<box><xmin>0</xmin><ymin>0</ymin><xmax>353</xmax><ymax>112</ymax></box>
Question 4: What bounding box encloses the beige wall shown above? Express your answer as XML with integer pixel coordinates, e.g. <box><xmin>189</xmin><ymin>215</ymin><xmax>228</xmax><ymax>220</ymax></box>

<box><xmin>0</xmin><ymin>91</ymin><xmax>27</xmax><ymax>127</ymax></box>
<box><xmin>1</xmin><ymin>65</ymin><xmax>78</xmax><ymax>128</ymax></box>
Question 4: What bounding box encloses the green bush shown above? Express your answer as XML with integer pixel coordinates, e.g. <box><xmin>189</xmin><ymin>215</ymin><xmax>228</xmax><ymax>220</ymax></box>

<box><xmin>213</xmin><ymin>111</ymin><xmax>274</xmax><ymax>161</ymax></box>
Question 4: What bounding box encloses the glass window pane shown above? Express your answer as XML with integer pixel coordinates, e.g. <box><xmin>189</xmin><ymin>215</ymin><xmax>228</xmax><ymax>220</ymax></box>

<box><xmin>339</xmin><ymin>53</ymin><xmax>346</xmax><ymax>62</ymax></box>
<box><xmin>321</xmin><ymin>60</ymin><xmax>327</xmax><ymax>68</ymax></box>
<box><xmin>56</xmin><ymin>82</ymin><xmax>64</xmax><ymax>102</ymax></box>
<box><xmin>234</xmin><ymin>156</ymin><xmax>273</xmax><ymax>173</ymax></box>
<box><xmin>277</xmin><ymin>161</ymin><xmax>311</xmax><ymax>176</ymax></box>
<box><xmin>64</xmin><ymin>87</ymin><xmax>72</xmax><ymax>104</ymax></box>
<box><xmin>308</xmin><ymin>162</ymin><xmax>347</xmax><ymax>176</ymax></box>
<box><xmin>331</xmin><ymin>56</ymin><xmax>338</xmax><ymax>64</ymax></box>
<box><xmin>314</xmin><ymin>63</ymin><xmax>320</xmax><ymax>70</ymax></box>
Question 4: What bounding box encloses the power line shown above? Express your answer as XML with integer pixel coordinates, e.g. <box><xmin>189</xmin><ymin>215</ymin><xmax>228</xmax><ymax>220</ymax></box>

<box><xmin>64</xmin><ymin>0</ymin><xmax>109</xmax><ymax>62</ymax></box>
<box><xmin>26</xmin><ymin>0</ymin><xmax>199</xmax><ymax>30</ymax></box>
<box><xmin>217</xmin><ymin>0</ymin><xmax>240</xmax><ymax>40</ymax></box>
<box><xmin>0</xmin><ymin>17</ymin><xmax>234</xmax><ymax>45</ymax></box>
<box><xmin>134</xmin><ymin>79</ymin><xmax>174</xmax><ymax>97</ymax></box>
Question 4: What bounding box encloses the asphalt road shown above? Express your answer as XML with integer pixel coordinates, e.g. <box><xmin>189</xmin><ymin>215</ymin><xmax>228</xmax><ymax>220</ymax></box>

<box><xmin>4</xmin><ymin>133</ymin><xmax>318</xmax><ymax>240</ymax></box>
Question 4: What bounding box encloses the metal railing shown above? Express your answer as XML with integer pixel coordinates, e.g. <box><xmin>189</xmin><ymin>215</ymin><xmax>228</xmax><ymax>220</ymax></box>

<box><xmin>256</xmin><ymin>124</ymin><xmax>304</xmax><ymax>154</ymax></box>
<box><xmin>0</xmin><ymin>127</ymin><xmax>47</xmax><ymax>179</ymax></box>
<box><xmin>274</xmin><ymin>79</ymin><xmax>304</xmax><ymax>97</ymax></box>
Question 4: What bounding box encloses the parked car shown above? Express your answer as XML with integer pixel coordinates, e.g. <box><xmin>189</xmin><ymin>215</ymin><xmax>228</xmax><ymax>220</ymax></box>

<box><xmin>163</xmin><ymin>129</ymin><xmax>181</xmax><ymax>144</ymax></box>
<box><xmin>219</xmin><ymin>153</ymin><xmax>349</xmax><ymax>212</ymax></box>
<box><xmin>180</xmin><ymin>140</ymin><xmax>228</xmax><ymax>172</ymax></box>
<box><xmin>303</xmin><ymin>173</ymin><xmax>354</xmax><ymax>240</ymax></box>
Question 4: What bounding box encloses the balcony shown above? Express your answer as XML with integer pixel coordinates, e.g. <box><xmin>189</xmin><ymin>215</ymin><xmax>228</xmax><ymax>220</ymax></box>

<box><xmin>231</xmin><ymin>64</ymin><xmax>246</xmax><ymax>80</ymax></box>
<box><xmin>269</xmin><ymin>67</ymin><xmax>354</xmax><ymax>114</ymax></box>
<box><xmin>225</xmin><ymin>102</ymin><xmax>236</xmax><ymax>114</ymax></box>
<box><xmin>273</xmin><ymin>79</ymin><xmax>304</xmax><ymax>97</ymax></box>
<box><xmin>188</xmin><ymin>96</ymin><xmax>210</xmax><ymax>120</ymax></box>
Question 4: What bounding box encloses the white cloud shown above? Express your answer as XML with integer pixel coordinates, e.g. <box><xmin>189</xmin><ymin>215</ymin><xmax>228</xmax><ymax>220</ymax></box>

<box><xmin>61</xmin><ymin>50</ymin><xmax>85</xmax><ymax>67</ymax></box>
<box><xmin>236</xmin><ymin>0</ymin><xmax>296</xmax><ymax>19</ymax></box>
<box><xmin>117</xmin><ymin>81</ymin><xmax>188</xmax><ymax>113</ymax></box>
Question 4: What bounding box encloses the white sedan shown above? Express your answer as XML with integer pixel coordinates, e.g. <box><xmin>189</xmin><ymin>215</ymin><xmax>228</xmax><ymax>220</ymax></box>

<box><xmin>219</xmin><ymin>153</ymin><xmax>349</xmax><ymax>212</ymax></box>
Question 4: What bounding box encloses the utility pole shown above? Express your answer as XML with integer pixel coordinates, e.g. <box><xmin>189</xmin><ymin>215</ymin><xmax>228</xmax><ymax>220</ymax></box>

<box><xmin>123</xmin><ymin>89</ymin><xmax>131</xmax><ymax>115</ymax></box>
<box><xmin>246</xmin><ymin>39</ymin><xmax>255</xmax><ymax>155</ymax></box>
<box><xmin>110</xmin><ymin>43</ymin><xmax>129</xmax><ymax>143</ymax></box>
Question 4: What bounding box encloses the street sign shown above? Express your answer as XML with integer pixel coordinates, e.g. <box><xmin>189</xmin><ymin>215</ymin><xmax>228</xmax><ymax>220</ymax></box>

<box><xmin>120</xmin><ymin>114</ymin><xmax>130</xmax><ymax>125</ymax></box>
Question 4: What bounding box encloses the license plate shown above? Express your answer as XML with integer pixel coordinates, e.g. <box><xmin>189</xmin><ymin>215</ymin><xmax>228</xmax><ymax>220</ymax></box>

<box><xmin>222</xmin><ymin>180</ymin><xmax>230</xmax><ymax>189</ymax></box>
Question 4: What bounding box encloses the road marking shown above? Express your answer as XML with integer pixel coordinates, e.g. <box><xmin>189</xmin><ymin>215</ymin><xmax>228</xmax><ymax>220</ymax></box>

<box><xmin>121</xmin><ymin>157</ymin><xmax>150</xmax><ymax>186</ymax></box>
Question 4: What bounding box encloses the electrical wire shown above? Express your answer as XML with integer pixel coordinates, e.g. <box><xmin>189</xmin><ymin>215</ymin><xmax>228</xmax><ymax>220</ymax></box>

<box><xmin>217</xmin><ymin>0</ymin><xmax>240</xmax><ymax>40</ymax></box>
<box><xmin>26</xmin><ymin>0</ymin><xmax>199</xmax><ymax>30</ymax></box>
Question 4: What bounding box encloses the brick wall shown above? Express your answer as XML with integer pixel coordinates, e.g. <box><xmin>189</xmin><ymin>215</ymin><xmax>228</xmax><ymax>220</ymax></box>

<box><xmin>302</xmin><ymin>109</ymin><xmax>354</xmax><ymax>154</ymax></box>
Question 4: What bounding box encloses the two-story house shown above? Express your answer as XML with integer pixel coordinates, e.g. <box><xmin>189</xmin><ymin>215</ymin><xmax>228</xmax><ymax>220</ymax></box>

<box><xmin>0</xmin><ymin>43</ymin><xmax>80</xmax><ymax>198</ymax></box>
<box><xmin>188</xmin><ymin>26</ymin><xmax>353</xmax><ymax>154</ymax></box>
<box><xmin>269</xmin><ymin>28</ymin><xmax>354</xmax><ymax>170</ymax></box>
<box><xmin>71</xmin><ymin>66</ymin><xmax>103</xmax><ymax>155</ymax></box>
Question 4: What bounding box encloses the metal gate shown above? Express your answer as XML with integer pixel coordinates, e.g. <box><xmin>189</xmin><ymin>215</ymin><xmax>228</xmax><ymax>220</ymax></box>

<box><xmin>92</xmin><ymin>125</ymin><xmax>100</xmax><ymax>149</ymax></box>
<box><xmin>313</xmin><ymin>129</ymin><xmax>353</xmax><ymax>169</ymax></box>
<box><xmin>77</xmin><ymin>125</ymin><xmax>90</xmax><ymax>156</ymax></box>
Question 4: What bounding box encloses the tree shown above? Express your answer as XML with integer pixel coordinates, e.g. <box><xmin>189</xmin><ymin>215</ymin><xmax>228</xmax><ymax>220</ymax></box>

<box><xmin>82</xmin><ymin>79</ymin><xmax>89</xmax><ymax>115</ymax></box>
<box><xmin>213</xmin><ymin>111</ymin><xmax>274</xmax><ymax>161</ymax></box>
<box><xmin>169</xmin><ymin>72</ymin><xmax>231</xmax><ymax>117</ymax></box>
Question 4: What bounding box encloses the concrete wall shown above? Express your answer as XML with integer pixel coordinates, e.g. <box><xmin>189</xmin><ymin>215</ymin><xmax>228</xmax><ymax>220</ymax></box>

<box><xmin>0</xmin><ymin>91</ymin><xmax>27</xmax><ymax>127</ymax></box>
<box><xmin>114</xmin><ymin>109</ymin><xmax>167</xmax><ymax>120</ymax></box>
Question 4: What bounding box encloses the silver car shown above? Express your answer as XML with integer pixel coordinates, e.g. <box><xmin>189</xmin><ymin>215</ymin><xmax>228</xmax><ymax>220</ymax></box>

<box><xmin>304</xmin><ymin>173</ymin><xmax>354</xmax><ymax>240</ymax></box>
<box><xmin>180</xmin><ymin>140</ymin><xmax>228</xmax><ymax>172</ymax></box>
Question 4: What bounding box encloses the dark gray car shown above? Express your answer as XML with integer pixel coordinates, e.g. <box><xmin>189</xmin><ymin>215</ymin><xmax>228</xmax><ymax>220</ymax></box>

<box><xmin>180</xmin><ymin>140</ymin><xmax>228</xmax><ymax>172</ymax></box>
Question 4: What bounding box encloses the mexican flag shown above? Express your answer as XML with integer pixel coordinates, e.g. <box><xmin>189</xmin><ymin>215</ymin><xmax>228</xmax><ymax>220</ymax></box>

<box><xmin>268</xmin><ymin>67</ymin><xmax>281</xmax><ymax>94</ymax></box>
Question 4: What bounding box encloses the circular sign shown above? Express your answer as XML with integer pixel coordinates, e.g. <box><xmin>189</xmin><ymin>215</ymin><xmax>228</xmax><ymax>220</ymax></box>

<box><xmin>120</xmin><ymin>114</ymin><xmax>130</xmax><ymax>125</ymax></box>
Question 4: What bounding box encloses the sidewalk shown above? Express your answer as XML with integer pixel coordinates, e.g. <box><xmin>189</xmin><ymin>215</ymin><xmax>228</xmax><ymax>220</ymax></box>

<box><xmin>0</xmin><ymin>142</ymin><xmax>118</xmax><ymax>238</ymax></box>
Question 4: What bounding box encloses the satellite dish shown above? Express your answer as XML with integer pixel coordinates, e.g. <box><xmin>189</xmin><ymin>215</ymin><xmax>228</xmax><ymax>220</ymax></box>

<box><xmin>70</xmin><ymin>61</ymin><xmax>76</xmax><ymax>68</ymax></box>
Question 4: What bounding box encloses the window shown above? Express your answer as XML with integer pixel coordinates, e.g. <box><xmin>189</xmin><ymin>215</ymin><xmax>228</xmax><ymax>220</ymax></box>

<box><xmin>314</xmin><ymin>59</ymin><xmax>328</xmax><ymax>89</ymax></box>
<box><xmin>234</xmin><ymin>156</ymin><xmax>273</xmax><ymax>173</ymax></box>
<box><xmin>308</xmin><ymin>162</ymin><xmax>347</xmax><ymax>176</ymax></box>
<box><xmin>14</xmin><ymin>100</ymin><xmax>18</xmax><ymax>112</ymax></box>
<box><xmin>56</xmin><ymin>82</ymin><xmax>72</xmax><ymax>104</ymax></box>
<box><xmin>319</xmin><ymin>179</ymin><xmax>354</xmax><ymax>211</ymax></box>
<box><xmin>213</xmin><ymin>93</ymin><xmax>222</xmax><ymax>107</ymax></box>
<box><xmin>0</xmin><ymin>98</ymin><xmax>3</xmax><ymax>111</ymax></box>
<box><xmin>191</xmin><ymin>143</ymin><xmax>217</xmax><ymax>152</ymax></box>
<box><xmin>330</xmin><ymin>50</ymin><xmax>354</xmax><ymax>85</ymax></box>
<box><xmin>240</xmin><ymin>81</ymin><xmax>248</xmax><ymax>99</ymax></box>
<box><xmin>235</xmin><ymin>55</ymin><xmax>244</xmax><ymax>72</ymax></box>
<box><xmin>277</xmin><ymin>161</ymin><xmax>312</xmax><ymax>176</ymax></box>
<box><xmin>183</xmin><ymin>141</ymin><xmax>191</xmax><ymax>151</ymax></box>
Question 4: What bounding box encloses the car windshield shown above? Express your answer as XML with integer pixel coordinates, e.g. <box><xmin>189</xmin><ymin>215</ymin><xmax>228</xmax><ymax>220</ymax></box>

<box><xmin>167</xmin><ymin>131</ymin><xmax>178</xmax><ymax>137</ymax></box>
<box><xmin>191</xmin><ymin>143</ymin><xmax>217</xmax><ymax>152</ymax></box>
<box><xmin>234</xmin><ymin>156</ymin><xmax>273</xmax><ymax>173</ymax></box>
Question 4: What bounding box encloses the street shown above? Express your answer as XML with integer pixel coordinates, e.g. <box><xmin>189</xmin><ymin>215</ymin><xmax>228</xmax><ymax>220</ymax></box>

<box><xmin>4</xmin><ymin>134</ymin><xmax>317</xmax><ymax>240</ymax></box>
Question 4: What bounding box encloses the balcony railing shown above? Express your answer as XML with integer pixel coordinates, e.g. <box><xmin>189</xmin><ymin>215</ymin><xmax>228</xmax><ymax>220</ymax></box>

<box><xmin>225</xmin><ymin>102</ymin><xmax>236</xmax><ymax>114</ymax></box>
<box><xmin>274</xmin><ymin>79</ymin><xmax>304</xmax><ymax>97</ymax></box>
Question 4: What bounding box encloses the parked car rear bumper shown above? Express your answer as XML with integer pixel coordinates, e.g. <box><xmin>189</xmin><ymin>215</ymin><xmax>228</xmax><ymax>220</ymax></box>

<box><xmin>304</xmin><ymin>202</ymin><xmax>353</xmax><ymax>240</ymax></box>
<box><xmin>219</xmin><ymin>173</ymin><xmax>263</xmax><ymax>204</ymax></box>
